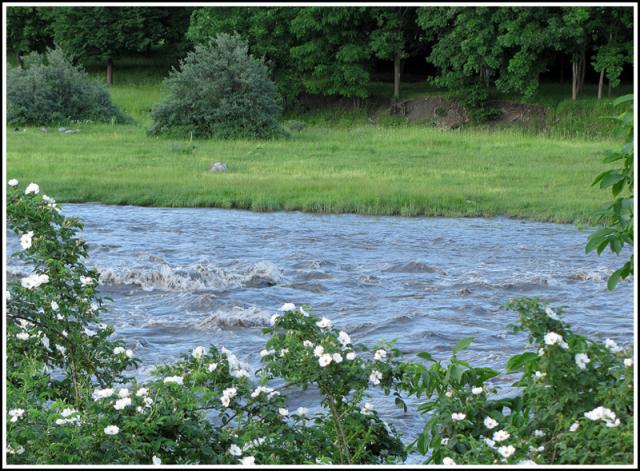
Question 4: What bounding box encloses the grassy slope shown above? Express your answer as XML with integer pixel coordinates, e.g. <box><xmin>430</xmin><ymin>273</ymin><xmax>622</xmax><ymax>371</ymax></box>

<box><xmin>6</xmin><ymin>65</ymin><xmax>625</xmax><ymax>224</ymax></box>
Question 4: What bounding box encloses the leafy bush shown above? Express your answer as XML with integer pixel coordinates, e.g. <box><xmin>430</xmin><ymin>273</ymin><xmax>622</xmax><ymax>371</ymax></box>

<box><xmin>149</xmin><ymin>33</ymin><xmax>284</xmax><ymax>139</ymax></box>
<box><xmin>403</xmin><ymin>298</ymin><xmax>634</xmax><ymax>465</ymax></box>
<box><xmin>7</xmin><ymin>49</ymin><xmax>130</xmax><ymax>126</ymax></box>
<box><xmin>586</xmin><ymin>94</ymin><xmax>634</xmax><ymax>290</ymax></box>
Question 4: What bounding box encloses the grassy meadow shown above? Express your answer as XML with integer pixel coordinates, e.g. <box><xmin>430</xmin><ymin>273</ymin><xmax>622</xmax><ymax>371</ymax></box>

<box><xmin>6</xmin><ymin>61</ymin><xmax>629</xmax><ymax>224</ymax></box>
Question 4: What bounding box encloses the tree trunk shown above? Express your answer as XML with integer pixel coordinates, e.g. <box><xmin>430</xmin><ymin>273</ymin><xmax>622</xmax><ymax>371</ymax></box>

<box><xmin>597</xmin><ymin>69</ymin><xmax>605</xmax><ymax>99</ymax></box>
<box><xmin>16</xmin><ymin>50</ymin><xmax>23</xmax><ymax>68</ymax></box>
<box><xmin>571</xmin><ymin>57</ymin><xmax>578</xmax><ymax>101</ymax></box>
<box><xmin>106</xmin><ymin>58</ymin><xmax>113</xmax><ymax>85</ymax></box>
<box><xmin>579</xmin><ymin>48</ymin><xmax>586</xmax><ymax>92</ymax></box>
<box><xmin>393</xmin><ymin>49</ymin><xmax>401</xmax><ymax>103</ymax></box>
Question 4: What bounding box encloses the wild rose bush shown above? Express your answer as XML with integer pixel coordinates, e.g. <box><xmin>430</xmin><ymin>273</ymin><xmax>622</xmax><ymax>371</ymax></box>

<box><xmin>6</xmin><ymin>180</ymin><xmax>406</xmax><ymax>465</ymax></box>
<box><xmin>403</xmin><ymin>298</ymin><xmax>634</xmax><ymax>465</ymax></box>
<box><xmin>5</xmin><ymin>180</ymin><xmax>634</xmax><ymax>464</ymax></box>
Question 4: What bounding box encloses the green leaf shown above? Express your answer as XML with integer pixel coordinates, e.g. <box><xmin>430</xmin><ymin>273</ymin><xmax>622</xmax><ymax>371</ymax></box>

<box><xmin>417</xmin><ymin>351</ymin><xmax>435</xmax><ymax>363</ymax></box>
<box><xmin>452</xmin><ymin>336</ymin><xmax>474</xmax><ymax>354</ymax></box>
<box><xmin>607</xmin><ymin>268</ymin><xmax>623</xmax><ymax>291</ymax></box>
<box><xmin>505</xmin><ymin>351</ymin><xmax>538</xmax><ymax>373</ymax></box>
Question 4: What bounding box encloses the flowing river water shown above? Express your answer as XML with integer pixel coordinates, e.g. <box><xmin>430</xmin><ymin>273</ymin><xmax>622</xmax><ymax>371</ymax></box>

<box><xmin>6</xmin><ymin>203</ymin><xmax>635</xmax><ymax>461</ymax></box>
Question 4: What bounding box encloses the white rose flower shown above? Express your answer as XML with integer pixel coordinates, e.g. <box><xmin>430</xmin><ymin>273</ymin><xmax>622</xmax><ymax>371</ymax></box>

<box><xmin>332</xmin><ymin>353</ymin><xmax>343</xmax><ymax>363</ymax></box>
<box><xmin>624</xmin><ymin>358</ymin><xmax>633</xmax><ymax>367</ymax></box>
<box><xmin>303</xmin><ymin>340</ymin><xmax>314</xmax><ymax>348</ymax></box>
<box><xmin>118</xmin><ymin>388</ymin><xmax>129</xmax><ymax>398</ymax></box>
<box><xmin>9</xmin><ymin>408</ymin><xmax>25</xmax><ymax>422</ymax></box>
<box><xmin>114</xmin><ymin>397</ymin><xmax>132</xmax><ymax>410</ymax></box>
<box><xmin>125</xmin><ymin>349</ymin><xmax>134</xmax><ymax>358</ymax></box>
<box><xmin>544</xmin><ymin>331</ymin><xmax>564</xmax><ymax>347</ymax></box>
<box><xmin>192</xmin><ymin>346</ymin><xmax>206</xmax><ymax>359</ymax></box>
<box><xmin>534</xmin><ymin>371</ymin><xmax>546</xmax><ymax>381</ymax></box>
<box><xmin>492</xmin><ymin>430</ymin><xmax>510</xmax><ymax>442</ymax></box>
<box><xmin>104</xmin><ymin>425</ymin><xmax>119</xmax><ymax>435</ymax></box>
<box><xmin>441</xmin><ymin>438</ymin><xmax>449</xmax><ymax>445</ymax></box>
<box><xmin>451</xmin><ymin>412</ymin><xmax>466</xmax><ymax>421</ymax></box>
<box><xmin>472</xmin><ymin>386</ymin><xmax>484</xmax><ymax>395</ymax></box>
<box><xmin>361</xmin><ymin>402</ymin><xmax>374</xmax><ymax>416</ymax></box>
<box><xmin>296</xmin><ymin>407</ymin><xmax>309</xmax><ymax>416</ymax></box>
<box><xmin>25</xmin><ymin>182</ymin><xmax>40</xmax><ymax>194</ymax></box>
<box><xmin>278</xmin><ymin>303</ymin><xmax>296</xmax><ymax>312</ymax></box>
<box><xmin>84</xmin><ymin>327</ymin><xmax>97</xmax><ymax>337</ymax></box>
<box><xmin>136</xmin><ymin>388</ymin><xmax>149</xmax><ymax>397</ymax></box>
<box><xmin>545</xmin><ymin>306</ymin><xmax>559</xmax><ymax>320</ymax></box>
<box><xmin>533</xmin><ymin>430</ymin><xmax>545</xmax><ymax>438</ymax></box>
<box><xmin>152</xmin><ymin>455</ymin><xmax>161</xmax><ymax>465</ymax></box>
<box><xmin>374</xmin><ymin>349</ymin><xmax>387</xmax><ymax>361</ymax></box>
<box><xmin>369</xmin><ymin>369</ymin><xmax>383</xmax><ymax>385</ymax></box>
<box><xmin>270</xmin><ymin>314</ymin><xmax>279</xmax><ymax>325</ymax></box>
<box><xmin>20</xmin><ymin>231</ymin><xmax>34</xmax><ymax>250</ymax></box>
<box><xmin>346</xmin><ymin>351</ymin><xmax>357</xmax><ymax>361</ymax></box>
<box><xmin>484</xmin><ymin>438</ymin><xmax>496</xmax><ymax>448</ymax></box>
<box><xmin>338</xmin><ymin>331</ymin><xmax>351</xmax><ymax>346</ymax></box>
<box><xmin>113</xmin><ymin>347</ymin><xmax>126</xmax><ymax>355</ymax></box>
<box><xmin>92</xmin><ymin>388</ymin><xmax>114</xmax><ymax>401</ymax></box>
<box><xmin>604</xmin><ymin>338</ymin><xmax>622</xmax><ymax>353</ymax></box>
<box><xmin>80</xmin><ymin>276</ymin><xmax>94</xmax><ymax>287</ymax></box>
<box><xmin>50</xmin><ymin>301</ymin><xmax>59</xmax><ymax>311</ymax></box>
<box><xmin>314</xmin><ymin>345</ymin><xmax>325</xmax><ymax>357</ymax></box>
<box><xmin>228</xmin><ymin>444</ymin><xmax>242</xmax><ymax>456</ymax></box>
<box><xmin>8</xmin><ymin>178</ymin><xmax>18</xmax><ymax>186</ymax></box>
<box><xmin>208</xmin><ymin>363</ymin><xmax>218</xmax><ymax>372</ymax></box>
<box><xmin>575</xmin><ymin>353</ymin><xmax>590</xmax><ymax>369</ymax></box>
<box><xmin>42</xmin><ymin>195</ymin><xmax>55</xmax><ymax>204</ymax></box>
<box><xmin>240</xmin><ymin>456</ymin><xmax>256</xmax><ymax>465</ymax></box>
<box><xmin>318</xmin><ymin>353</ymin><xmax>333</xmax><ymax>367</ymax></box>
<box><xmin>498</xmin><ymin>445</ymin><xmax>516</xmax><ymax>459</ymax></box>
<box><xmin>316</xmin><ymin>317</ymin><xmax>332</xmax><ymax>329</ymax></box>
<box><xmin>569</xmin><ymin>422</ymin><xmax>580</xmax><ymax>432</ymax></box>
<box><xmin>16</xmin><ymin>332</ymin><xmax>30</xmax><ymax>341</ymax></box>
<box><xmin>443</xmin><ymin>457</ymin><xmax>456</xmax><ymax>465</ymax></box>
<box><xmin>484</xmin><ymin>416</ymin><xmax>499</xmax><ymax>429</ymax></box>
<box><xmin>278</xmin><ymin>408</ymin><xmax>289</xmax><ymax>417</ymax></box>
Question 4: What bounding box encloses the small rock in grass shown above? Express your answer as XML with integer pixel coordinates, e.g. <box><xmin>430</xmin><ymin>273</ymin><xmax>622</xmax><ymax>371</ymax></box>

<box><xmin>64</xmin><ymin>129</ymin><xmax>80</xmax><ymax>134</ymax></box>
<box><xmin>209</xmin><ymin>162</ymin><xmax>228</xmax><ymax>172</ymax></box>
<box><xmin>58</xmin><ymin>127</ymin><xmax>66</xmax><ymax>132</ymax></box>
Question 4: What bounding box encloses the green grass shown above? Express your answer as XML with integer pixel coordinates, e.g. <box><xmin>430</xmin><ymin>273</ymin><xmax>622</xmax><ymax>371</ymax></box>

<box><xmin>6</xmin><ymin>64</ymin><xmax>625</xmax><ymax>224</ymax></box>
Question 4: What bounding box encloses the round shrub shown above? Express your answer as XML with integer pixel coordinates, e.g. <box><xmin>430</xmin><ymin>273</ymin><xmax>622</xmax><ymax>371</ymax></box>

<box><xmin>7</xmin><ymin>49</ymin><xmax>130</xmax><ymax>126</ymax></box>
<box><xmin>149</xmin><ymin>33</ymin><xmax>284</xmax><ymax>139</ymax></box>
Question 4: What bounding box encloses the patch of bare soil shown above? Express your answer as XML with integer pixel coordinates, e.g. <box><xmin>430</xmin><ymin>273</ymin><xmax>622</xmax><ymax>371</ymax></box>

<box><xmin>390</xmin><ymin>96</ymin><xmax>468</xmax><ymax>129</ymax></box>
<box><xmin>486</xmin><ymin>100</ymin><xmax>547</xmax><ymax>129</ymax></box>
<box><xmin>388</xmin><ymin>96</ymin><xmax>548</xmax><ymax>130</ymax></box>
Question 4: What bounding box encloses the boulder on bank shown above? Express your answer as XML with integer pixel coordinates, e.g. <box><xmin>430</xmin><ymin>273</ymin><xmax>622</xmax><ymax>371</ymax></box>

<box><xmin>209</xmin><ymin>162</ymin><xmax>228</xmax><ymax>172</ymax></box>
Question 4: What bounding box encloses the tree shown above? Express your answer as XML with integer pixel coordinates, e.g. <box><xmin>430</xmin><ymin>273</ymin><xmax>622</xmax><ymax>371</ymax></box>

<box><xmin>6</xmin><ymin>7</ymin><xmax>55</xmax><ymax>67</ymax></box>
<box><xmin>149</xmin><ymin>33</ymin><xmax>283</xmax><ymax>139</ymax></box>
<box><xmin>369</xmin><ymin>7</ymin><xmax>422</xmax><ymax>102</ymax></box>
<box><xmin>290</xmin><ymin>7</ymin><xmax>373</xmax><ymax>100</ymax></box>
<box><xmin>51</xmin><ymin>7</ymin><xmax>192</xmax><ymax>85</ymax></box>
<box><xmin>590</xmin><ymin>8</ymin><xmax>633</xmax><ymax>99</ymax></box>
<box><xmin>188</xmin><ymin>7</ymin><xmax>300</xmax><ymax>104</ymax></box>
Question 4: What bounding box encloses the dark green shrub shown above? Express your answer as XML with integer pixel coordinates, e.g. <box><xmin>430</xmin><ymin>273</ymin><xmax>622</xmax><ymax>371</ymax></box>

<box><xmin>7</xmin><ymin>49</ymin><xmax>130</xmax><ymax>126</ymax></box>
<box><xmin>149</xmin><ymin>33</ymin><xmax>284</xmax><ymax>139</ymax></box>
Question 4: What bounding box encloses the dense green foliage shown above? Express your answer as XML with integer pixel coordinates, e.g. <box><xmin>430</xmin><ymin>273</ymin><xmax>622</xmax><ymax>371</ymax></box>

<box><xmin>6</xmin><ymin>7</ymin><xmax>55</xmax><ymax>65</ymax></box>
<box><xmin>586</xmin><ymin>95</ymin><xmax>634</xmax><ymax>289</ymax></box>
<box><xmin>149</xmin><ymin>34</ymin><xmax>282</xmax><ymax>139</ymax></box>
<box><xmin>7</xmin><ymin>49</ymin><xmax>130</xmax><ymax>126</ymax></box>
